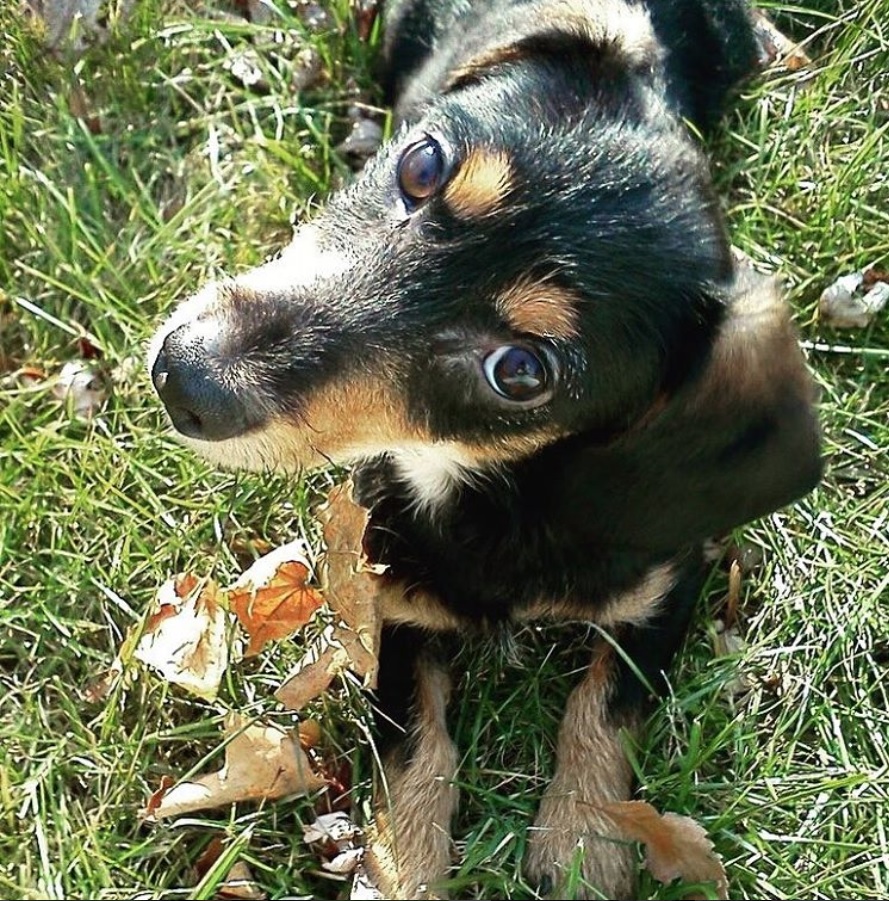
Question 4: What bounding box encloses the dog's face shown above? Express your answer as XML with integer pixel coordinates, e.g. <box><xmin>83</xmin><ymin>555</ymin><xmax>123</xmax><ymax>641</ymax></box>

<box><xmin>150</xmin><ymin>38</ymin><xmax>735</xmax><ymax>500</ymax></box>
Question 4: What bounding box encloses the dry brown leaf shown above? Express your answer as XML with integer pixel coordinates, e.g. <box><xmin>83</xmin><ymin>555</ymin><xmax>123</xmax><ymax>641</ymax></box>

<box><xmin>725</xmin><ymin>559</ymin><xmax>741</xmax><ymax>628</ymax></box>
<box><xmin>275</xmin><ymin>625</ymin><xmax>377</xmax><ymax>710</ymax></box>
<box><xmin>134</xmin><ymin>575</ymin><xmax>235</xmax><ymax>700</ymax></box>
<box><xmin>602</xmin><ymin>800</ymin><xmax>728</xmax><ymax>899</ymax></box>
<box><xmin>318</xmin><ymin>481</ymin><xmax>372</xmax><ymax>603</ymax></box>
<box><xmin>227</xmin><ymin>540</ymin><xmax>324</xmax><ymax>657</ymax></box>
<box><xmin>217</xmin><ymin>861</ymin><xmax>268</xmax><ymax>901</ymax></box>
<box><xmin>297</xmin><ymin>718</ymin><xmax>322</xmax><ymax>749</ymax></box>
<box><xmin>275</xmin><ymin>643</ymin><xmax>341</xmax><ymax>711</ymax></box>
<box><xmin>142</xmin><ymin>714</ymin><xmax>327</xmax><ymax>821</ymax></box>
<box><xmin>317</xmin><ymin>481</ymin><xmax>384</xmax><ymax>686</ymax></box>
<box><xmin>143</xmin><ymin>775</ymin><xmax>176</xmax><ymax>820</ymax></box>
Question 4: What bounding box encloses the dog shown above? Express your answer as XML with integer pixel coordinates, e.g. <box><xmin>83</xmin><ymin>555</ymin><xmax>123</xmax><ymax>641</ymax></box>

<box><xmin>148</xmin><ymin>0</ymin><xmax>821</xmax><ymax>896</ymax></box>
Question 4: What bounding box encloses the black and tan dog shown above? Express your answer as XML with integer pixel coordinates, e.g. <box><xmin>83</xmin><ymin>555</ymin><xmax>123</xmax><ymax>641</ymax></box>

<box><xmin>149</xmin><ymin>0</ymin><xmax>821</xmax><ymax>896</ymax></box>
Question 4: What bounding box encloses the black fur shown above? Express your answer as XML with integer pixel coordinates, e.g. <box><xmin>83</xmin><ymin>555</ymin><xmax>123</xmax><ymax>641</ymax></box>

<box><xmin>149</xmin><ymin>1</ymin><xmax>821</xmax><ymax>896</ymax></box>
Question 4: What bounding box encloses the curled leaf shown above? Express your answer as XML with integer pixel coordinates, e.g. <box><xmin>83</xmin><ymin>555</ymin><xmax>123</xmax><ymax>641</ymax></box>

<box><xmin>601</xmin><ymin>800</ymin><xmax>728</xmax><ymax>899</ymax></box>
<box><xmin>134</xmin><ymin>575</ymin><xmax>235</xmax><ymax>700</ymax></box>
<box><xmin>142</xmin><ymin>714</ymin><xmax>327</xmax><ymax>820</ymax></box>
<box><xmin>227</xmin><ymin>540</ymin><xmax>324</xmax><ymax>657</ymax></box>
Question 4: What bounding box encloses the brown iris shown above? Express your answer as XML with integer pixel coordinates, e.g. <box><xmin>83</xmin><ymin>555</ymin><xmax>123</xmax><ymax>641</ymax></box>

<box><xmin>397</xmin><ymin>137</ymin><xmax>446</xmax><ymax>208</ymax></box>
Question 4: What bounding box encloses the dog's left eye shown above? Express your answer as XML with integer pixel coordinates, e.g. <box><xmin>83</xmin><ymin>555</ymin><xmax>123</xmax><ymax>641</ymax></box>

<box><xmin>397</xmin><ymin>137</ymin><xmax>446</xmax><ymax>208</ymax></box>
<box><xmin>483</xmin><ymin>345</ymin><xmax>552</xmax><ymax>403</ymax></box>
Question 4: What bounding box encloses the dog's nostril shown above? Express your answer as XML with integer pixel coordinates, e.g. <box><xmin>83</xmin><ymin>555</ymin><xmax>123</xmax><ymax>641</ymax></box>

<box><xmin>151</xmin><ymin>321</ymin><xmax>262</xmax><ymax>442</ymax></box>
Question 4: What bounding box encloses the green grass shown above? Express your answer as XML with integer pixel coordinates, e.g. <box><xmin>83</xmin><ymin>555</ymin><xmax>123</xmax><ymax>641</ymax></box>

<box><xmin>0</xmin><ymin>1</ymin><xmax>887</xmax><ymax>898</ymax></box>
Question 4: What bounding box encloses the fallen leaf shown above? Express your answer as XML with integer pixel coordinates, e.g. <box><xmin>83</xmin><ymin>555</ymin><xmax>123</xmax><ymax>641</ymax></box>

<box><xmin>195</xmin><ymin>837</ymin><xmax>267</xmax><ymax>900</ymax></box>
<box><xmin>601</xmin><ymin>800</ymin><xmax>728</xmax><ymax>899</ymax></box>
<box><xmin>725</xmin><ymin>559</ymin><xmax>741</xmax><ymax>628</ymax></box>
<box><xmin>275</xmin><ymin>643</ymin><xmax>341</xmax><ymax>711</ymax></box>
<box><xmin>143</xmin><ymin>775</ymin><xmax>176</xmax><ymax>819</ymax></box>
<box><xmin>227</xmin><ymin>540</ymin><xmax>325</xmax><ymax>657</ymax></box>
<box><xmin>303</xmin><ymin>811</ymin><xmax>361</xmax><ymax>846</ymax></box>
<box><xmin>81</xmin><ymin>658</ymin><xmax>123</xmax><ymax>703</ymax></box>
<box><xmin>324</xmin><ymin>847</ymin><xmax>363</xmax><ymax>874</ymax></box>
<box><xmin>225</xmin><ymin>47</ymin><xmax>269</xmax><ymax>92</ymax></box>
<box><xmin>217</xmin><ymin>861</ymin><xmax>268</xmax><ymax>901</ymax></box>
<box><xmin>142</xmin><ymin>714</ymin><xmax>327</xmax><ymax>820</ymax></box>
<box><xmin>353</xmin><ymin>0</ymin><xmax>379</xmax><ymax>42</ymax></box>
<box><xmin>297</xmin><ymin>718</ymin><xmax>322</xmax><ymax>749</ymax></box>
<box><xmin>317</xmin><ymin>481</ymin><xmax>384</xmax><ymax>686</ymax></box>
<box><xmin>819</xmin><ymin>265</ymin><xmax>889</xmax><ymax>328</ymax></box>
<box><xmin>134</xmin><ymin>575</ymin><xmax>235</xmax><ymax>700</ymax></box>
<box><xmin>53</xmin><ymin>360</ymin><xmax>107</xmax><ymax>419</ymax></box>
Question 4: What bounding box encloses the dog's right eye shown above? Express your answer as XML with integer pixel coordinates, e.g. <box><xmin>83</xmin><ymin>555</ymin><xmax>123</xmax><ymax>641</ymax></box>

<box><xmin>397</xmin><ymin>137</ymin><xmax>446</xmax><ymax>208</ymax></box>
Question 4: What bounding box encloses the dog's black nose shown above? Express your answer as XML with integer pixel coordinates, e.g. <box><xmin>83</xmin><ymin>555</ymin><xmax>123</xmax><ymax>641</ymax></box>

<box><xmin>151</xmin><ymin>321</ymin><xmax>257</xmax><ymax>442</ymax></box>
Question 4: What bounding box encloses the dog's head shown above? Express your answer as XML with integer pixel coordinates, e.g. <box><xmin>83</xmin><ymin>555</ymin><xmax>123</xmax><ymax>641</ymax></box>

<box><xmin>149</xmin><ymin>0</ymin><xmax>820</xmax><ymax>538</ymax></box>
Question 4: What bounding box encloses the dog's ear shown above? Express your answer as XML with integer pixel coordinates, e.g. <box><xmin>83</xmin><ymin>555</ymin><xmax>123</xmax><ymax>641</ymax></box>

<box><xmin>650</xmin><ymin>264</ymin><xmax>821</xmax><ymax>545</ymax></box>
<box><xmin>556</xmin><ymin>265</ymin><xmax>821</xmax><ymax>552</ymax></box>
<box><xmin>443</xmin><ymin>0</ymin><xmax>759</xmax><ymax>130</ymax></box>
<box><xmin>442</xmin><ymin>0</ymin><xmax>664</xmax><ymax>94</ymax></box>
<box><xmin>647</xmin><ymin>0</ymin><xmax>761</xmax><ymax>129</ymax></box>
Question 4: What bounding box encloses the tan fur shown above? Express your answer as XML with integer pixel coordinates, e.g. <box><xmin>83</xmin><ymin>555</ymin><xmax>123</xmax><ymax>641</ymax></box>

<box><xmin>689</xmin><ymin>267</ymin><xmax>815</xmax><ymax>416</ymax></box>
<box><xmin>525</xmin><ymin>641</ymin><xmax>638</xmax><ymax>900</ymax></box>
<box><xmin>521</xmin><ymin>563</ymin><xmax>675</xmax><ymax>626</ymax></box>
<box><xmin>379</xmin><ymin>580</ymin><xmax>467</xmax><ymax>632</ymax></box>
<box><xmin>496</xmin><ymin>276</ymin><xmax>582</xmax><ymax>340</ymax></box>
<box><xmin>443</xmin><ymin>148</ymin><xmax>513</xmax><ymax>219</ymax></box>
<box><xmin>365</xmin><ymin>661</ymin><xmax>459</xmax><ymax>899</ymax></box>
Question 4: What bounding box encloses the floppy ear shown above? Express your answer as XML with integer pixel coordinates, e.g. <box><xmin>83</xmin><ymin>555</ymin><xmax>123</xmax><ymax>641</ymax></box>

<box><xmin>647</xmin><ymin>0</ymin><xmax>761</xmax><ymax>129</ymax></box>
<box><xmin>555</xmin><ymin>264</ymin><xmax>822</xmax><ymax>553</ymax></box>
<box><xmin>439</xmin><ymin>0</ymin><xmax>759</xmax><ymax>130</ymax></box>
<box><xmin>653</xmin><ymin>264</ymin><xmax>821</xmax><ymax>543</ymax></box>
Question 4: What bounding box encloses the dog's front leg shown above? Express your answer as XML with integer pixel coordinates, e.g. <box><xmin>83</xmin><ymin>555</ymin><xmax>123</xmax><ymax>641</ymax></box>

<box><xmin>364</xmin><ymin>625</ymin><xmax>459</xmax><ymax>900</ymax></box>
<box><xmin>525</xmin><ymin>639</ymin><xmax>638</xmax><ymax>900</ymax></box>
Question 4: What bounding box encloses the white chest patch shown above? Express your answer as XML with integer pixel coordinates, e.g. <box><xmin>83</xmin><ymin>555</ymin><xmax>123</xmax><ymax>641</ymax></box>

<box><xmin>390</xmin><ymin>445</ymin><xmax>484</xmax><ymax>514</ymax></box>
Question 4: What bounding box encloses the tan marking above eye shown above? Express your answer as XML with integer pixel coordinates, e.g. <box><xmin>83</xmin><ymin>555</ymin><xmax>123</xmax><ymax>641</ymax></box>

<box><xmin>495</xmin><ymin>276</ymin><xmax>582</xmax><ymax>340</ymax></box>
<box><xmin>442</xmin><ymin>148</ymin><xmax>513</xmax><ymax>219</ymax></box>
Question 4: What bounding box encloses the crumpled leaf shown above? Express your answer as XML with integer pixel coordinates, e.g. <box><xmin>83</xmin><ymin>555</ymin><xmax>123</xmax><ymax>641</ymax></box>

<box><xmin>319</xmin><ymin>482</ymin><xmax>384</xmax><ymax>629</ymax></box>
<box><xmin>275</xmin><ymin>625</ymin><xmax>378</xmax><ymax>710</ymax></box>
<box><xmin>227</xmin><ymin>539</ymin><xmax>324</xmax><ymax>657</ymax></box>
<box><xmin>819</xmin><ymin>265</ymin><xmax>889</xmax><ymax>328</ymax></box>
<box><xmin>142</xmin><ymin>714</ymin><xmax>326</xmax><ymax>821</ymax></box>
<box><xmin>337</xmin><ymin>117</ymin><xmax>383</xmax><ymax>162</ymax></box>
<box><xmin>53</xmin><ymin>360</ymin><xmax>107</xmax><ymax>419</ymax></box>
<box><xmin>134</xmin><ymin>575</ymin><xmax>236</xmax><ymax>700</ymax></box>
<box><xmin>602</xmin><ymin>800</ymin><xmax>728</xmax><ymax>899</ymax></box>
<box><xmin>275</xmin><ymin>483</ymin><xmax>385</xmax><ymax>709</ymax></box>
<box><xmin>303</xmin><ymin>811</ymin><xmax>381</xmax><ymax>897</ymax></box>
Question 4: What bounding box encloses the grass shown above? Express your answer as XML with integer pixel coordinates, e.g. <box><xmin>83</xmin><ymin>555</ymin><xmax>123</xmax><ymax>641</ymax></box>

<box><xmin>0</xmin><ymin>0</ymin><xmax>887</xmax><ymax>898</ymax></box>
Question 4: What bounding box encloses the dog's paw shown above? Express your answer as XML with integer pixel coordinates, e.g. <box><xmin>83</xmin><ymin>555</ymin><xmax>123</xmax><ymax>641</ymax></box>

<box><xmin>525</xmin><ymin>808</ymin><xmax>637</xmax><ymax>900</ymax></box>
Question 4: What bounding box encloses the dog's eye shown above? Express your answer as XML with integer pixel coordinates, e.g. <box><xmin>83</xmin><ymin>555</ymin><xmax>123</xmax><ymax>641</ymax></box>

<box><xmin>483</xmin><ymin>345</ymin><xmax>551</xmax><ymax>403</ymax></box>
<box><xmin>397</xmin><ymin>137</ymin><xmax>445</xmax><ymax>207</ymax></box>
